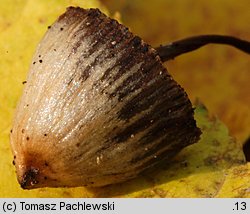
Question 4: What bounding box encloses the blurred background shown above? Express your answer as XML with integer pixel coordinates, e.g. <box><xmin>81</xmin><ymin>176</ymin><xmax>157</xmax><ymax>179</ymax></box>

<box><xmin>101</xmin><ymin>0</ymin><xmax>250</xmax><ymax>145</ymax></box>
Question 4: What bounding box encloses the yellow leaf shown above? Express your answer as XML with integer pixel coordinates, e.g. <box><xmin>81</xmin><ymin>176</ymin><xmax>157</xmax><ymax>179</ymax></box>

<box><xmin>216</xmin><ymin>164</ymin><xmax>250</xmax><ymax>197</ymax></box>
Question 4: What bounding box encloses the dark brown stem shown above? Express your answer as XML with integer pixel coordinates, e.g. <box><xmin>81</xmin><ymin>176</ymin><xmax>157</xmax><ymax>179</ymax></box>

<box><xmin>155</xmin><ymin>35</ymin><xmax>250</xmax><ymax>62</ymax></box>
<box><xmin>243</xmin><ymin>136</ymin><xmax>250</xmax><ymax>162</ymax></box>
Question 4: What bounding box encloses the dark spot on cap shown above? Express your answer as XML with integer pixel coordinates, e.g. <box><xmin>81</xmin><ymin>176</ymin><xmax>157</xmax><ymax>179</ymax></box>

<box><xmin>44</xmin><ymin>176</ymin><xmax>47</xmax><ymax>180</ymax></box>
<box><xmin>12</xmin><ymin>160</ymin><xmax>15</xmax><ymax>165</ymax></box>
<box><xmin>132</xmin><ymin>36</ymin><xmax>141</xmax><ymax>47</ymax></box>
<box><xmin>26</xmin><ymin>104</ymin><xmax>29</xmax><ymax>107</ymax></box>
<box><xmin>22</xmin><ymin>81</ymin><xmax>27</xmax><ymax>84</ymax></box>
<box><xmin>60</xmin><ymin>27</ymin><xmax>64</xmax><ymax>31</ymax></box>
<box><xmin>53</xmin><ymin>49</ymin><xmax>56</xmax><ymax>51</ymax></box>
<box><xmin>47</xmin><ymin>26</ymin><xmax>51</xmax><ymax>29</ymax></box>
<box><xmin>33</xmin><ymin>61</ymin><xmax>36</xmax><ymax>64</ymax></box>
<box><xmin>14</xmin><ymin>155</ymin><xmax>16</xmax><ymax>159</ymax></box>
<box><xmin>76</xmin><ymin>143</ymin><xmax>80</xmax><ymax>147</ymax></box>
<box><xmin>38</xmin><ymin>55</ymin><xmax>41</xmax><ymax>58</ymax></box>
<box><xmin>180</xmin><ymin>160</ymin><xmax>188</xmax><ymax>167</ymax></box>
<box><xmin>26</xmin><ymin>136</ymin><xmax>30</xmax><ymax>141</ymax></box>
<box><xmin>10</xmin><ymin>129</ymin><xmax>13</xmax><ymax>133</ymax></box>
<box><xmin>39</xmin><ymin>59</ymin><xmax>43</xmax><ymax>63</ymax></box>
<box><xmin>44</xmin><ymin>134</ymin><xmax>47</xmax><ymax>136</ymax></box>
<box><xmin>21</xmin><ymin>129</ymin><xmax>25</xmax><ymax>133</ymax></box>
<box><xmin>141</xmin><ymin>45</ymin><xmax>149</xmax><ymax>53</ymax></box>
<box><xmin>44</xmin><ymin>162</ymin><xmax>49</xmax><ymax>167</ymax></box>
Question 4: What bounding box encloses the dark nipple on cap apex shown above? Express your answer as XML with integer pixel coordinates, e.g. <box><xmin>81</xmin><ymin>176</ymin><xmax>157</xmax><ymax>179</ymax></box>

<box><xmin>20</xmin><ymin>167</ymin><xmax>39</xmax><ymax>189</ymax></box>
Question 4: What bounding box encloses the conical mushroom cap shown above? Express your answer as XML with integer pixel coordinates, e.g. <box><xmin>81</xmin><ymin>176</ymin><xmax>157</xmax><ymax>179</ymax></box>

<box><xmin>10</xmin><ymin>7</ymin><xmax>201</xmax><ymax>189</ymax></box>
